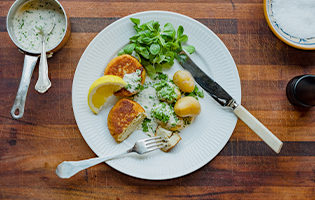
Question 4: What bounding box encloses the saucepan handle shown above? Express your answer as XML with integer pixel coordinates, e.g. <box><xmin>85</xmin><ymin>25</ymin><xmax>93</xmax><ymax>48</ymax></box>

<box><xmin>233</xmin><ymin>104</ymin><xmax>283</xmax><ymax>154</ymax></box>
<box><xmin>11</xmin><ymin>54</ymin><xmax>38</xmax><ymax>119</ymax></box>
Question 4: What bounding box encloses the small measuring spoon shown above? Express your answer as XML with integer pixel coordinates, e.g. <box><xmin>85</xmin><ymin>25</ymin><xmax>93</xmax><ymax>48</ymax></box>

<box><xmin>35</xmin><ymin>17</ymin><xmax>55</xmax><ymax>93</ymax></box>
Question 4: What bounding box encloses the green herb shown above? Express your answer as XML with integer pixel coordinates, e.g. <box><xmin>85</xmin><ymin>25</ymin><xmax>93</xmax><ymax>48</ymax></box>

<box><xmin>151</xmin><ymin>102</ymin><xmax>170</xmax><ymax>123</ymax></box>
<box><xmin>124</xmin><ymin>84</ymin><xmax>131</xmax><ymax>89</ymax></box>
<box><xmin>118</xmin><ymin>18</ymin><xmax>195</xmax><ymax>78</ymax></box>
<box><xmin>185</xmin><ymin>86</ymin><xmax>204</xmax><ymax>99</ymax></box>
<box><xmin>135</xmin><ymin>84</ymin><xmax>144</xmax><ymax>91</ymax></box>
<box><xmin>151</xmin><ymin>102</ymin><xmax>177</xmax><ymax>123</ymax></box>
<box><xmin>35</xmin><ymin>25</ymin><xmax>43</xmax><ymax>30</ymax></box>
<box><xmin>183</xmin><ymin>117</ymin><xmax>192</xmax><ymax>125</ymax></box>
<box><xmin>142</xmin><ymin>118</ymin><xmax>151</xmax><ymax>132</ymax></box>
<box><xmin>156</xmin><ymin>72</ymin><xmax>168</xmax><ymax>80</ymax></box>
<box><xmin>153</xmin><ymin>80</ymin><xmax>178</xmax><ymax>102</ymax></box>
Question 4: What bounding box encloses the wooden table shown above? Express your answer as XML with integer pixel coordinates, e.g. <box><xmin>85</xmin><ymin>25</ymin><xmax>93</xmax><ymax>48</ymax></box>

<box><xmin>1</xmin><ymin>0</ymin><xmax>315</xmax><ymax>199</ymax></box>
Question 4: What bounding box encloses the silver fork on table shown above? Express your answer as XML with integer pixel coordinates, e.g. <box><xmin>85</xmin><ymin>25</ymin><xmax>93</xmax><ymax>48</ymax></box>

<box><xmin>56</xmin><ymin>136</ymin><xmax>166</xmax><ymax>179</ymax></box>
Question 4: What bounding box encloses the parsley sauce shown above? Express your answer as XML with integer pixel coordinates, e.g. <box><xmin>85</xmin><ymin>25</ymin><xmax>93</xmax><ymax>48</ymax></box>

<box><xmin>12</xmin><ymin>0</ymin><xmax>66</xmax><ymax>52</ymax></box>
<box><xmin>131</xmin><ymin>74</ymin><xmax>180</xmax><ymax>136</ymax></box>
<box><xmin>123</xmin><ymin>69</ymin><xmax>142</xmax><ymax>93</ymax></box>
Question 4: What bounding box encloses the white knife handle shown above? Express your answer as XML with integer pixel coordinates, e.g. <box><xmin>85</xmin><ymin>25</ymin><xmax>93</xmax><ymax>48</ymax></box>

<box><xmin>233</xmin><ymin>105</ymin><xmax>283</xmax><ymax>153</ymax></box>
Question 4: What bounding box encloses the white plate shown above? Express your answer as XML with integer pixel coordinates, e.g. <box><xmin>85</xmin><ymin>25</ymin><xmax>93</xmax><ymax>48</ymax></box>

<box><xmin>72</xmin><ymin>11</ymin><xmax>241</xmax><ymax>180</ymax></box>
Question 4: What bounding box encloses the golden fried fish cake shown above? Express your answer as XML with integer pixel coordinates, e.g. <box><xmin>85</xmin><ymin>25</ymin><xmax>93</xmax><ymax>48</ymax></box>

<box><xmin>104</xmin><ymin>54</ymin><xmax>145</xmax><ymax>97</ymax></box>
<box><xmin>107</xmin><ymin>99</ymin><xmax>146</xmax><ymax>142</ymax></box>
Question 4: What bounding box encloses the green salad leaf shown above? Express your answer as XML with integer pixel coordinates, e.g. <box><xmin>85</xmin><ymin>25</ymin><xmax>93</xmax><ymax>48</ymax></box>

<box><xmin>118</xmin><ymin>18</ymin><xmax>195</xmax><ymax>78</ymax></box>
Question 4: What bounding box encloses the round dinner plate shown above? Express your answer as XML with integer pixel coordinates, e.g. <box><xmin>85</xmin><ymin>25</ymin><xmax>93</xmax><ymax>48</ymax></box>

<box><xmin>72</xmin><ymin>11</ymin><xmax>241</xmax><ymax>180</ymax></box>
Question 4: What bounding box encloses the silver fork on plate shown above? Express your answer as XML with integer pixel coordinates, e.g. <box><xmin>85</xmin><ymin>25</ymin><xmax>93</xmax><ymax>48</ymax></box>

<box><xmin>55</xmin><ymin>136</ymin><xmax>166</xmax><ymax>179</ymax></box>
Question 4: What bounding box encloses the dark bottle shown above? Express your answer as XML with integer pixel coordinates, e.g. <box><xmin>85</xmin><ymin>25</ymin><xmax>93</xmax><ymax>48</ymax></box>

<box><xmin>286</xmin><ymin>75</ymin><xmax>315</xmax><ymax>107</ymax></box>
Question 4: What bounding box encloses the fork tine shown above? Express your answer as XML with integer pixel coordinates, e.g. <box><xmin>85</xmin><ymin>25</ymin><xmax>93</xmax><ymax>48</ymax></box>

<box><xmin>146</xmin><ymin>141</ymin><xmax>166</xmax><ymax>149</ymax></box>
<box><xmin>145</xmin><ymin>139</ymin><xmax>164</xmax><ymax>146</ymax></box>
<box><xmin>145</xmin><ymin>144</ymin><xmax>167</xmax><ymax>153</ymax></box>
<box><xmin>143</xmin><ymin>136</ymin><xmax>161</xmax><ymax>142</ymax></box>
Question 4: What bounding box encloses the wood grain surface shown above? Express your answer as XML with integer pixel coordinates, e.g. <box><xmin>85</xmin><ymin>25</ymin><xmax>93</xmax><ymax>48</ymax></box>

<box><xmin>1</xmin><ymin>0</ymin><xmax>315</xmax><ymax>199</ymax></box>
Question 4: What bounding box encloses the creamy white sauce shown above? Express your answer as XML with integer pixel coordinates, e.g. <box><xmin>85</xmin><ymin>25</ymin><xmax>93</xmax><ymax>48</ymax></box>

<box><xmin>123</xmin><ymin>69</ymin><xmax>142</xmax><ymax>93</ymax></box>
<box><xmin>133</xmin><ymin>77</ymin><xmax>160</xmax><ymax>136</ymax></box>
<box><xmin>12</xmin><ymin>0</ymin><xmax>66</xmax><ymax>52</ymax></box>
<box><xmin>132</xmin><ymin>73</ymin><xmax>181</xmax><ymax>136</ymax></box>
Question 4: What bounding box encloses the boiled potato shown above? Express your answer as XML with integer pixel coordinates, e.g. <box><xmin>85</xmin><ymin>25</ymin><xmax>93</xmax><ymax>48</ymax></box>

<box><xmin>173</xmin><ymin>70</ymin><xmax>195</xmax><ymax>93</ymax></box>
<box><xmin>174</xmin><ymin>96</ymin><xmax>201</xmax><ymax>117</ymax></box>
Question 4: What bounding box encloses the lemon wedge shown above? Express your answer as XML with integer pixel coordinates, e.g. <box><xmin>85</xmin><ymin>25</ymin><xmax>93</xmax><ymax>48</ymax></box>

<box><xmin>88</xmin><ymin>75</ymin><xmax>127</xmax><ymax>114</ymax></box>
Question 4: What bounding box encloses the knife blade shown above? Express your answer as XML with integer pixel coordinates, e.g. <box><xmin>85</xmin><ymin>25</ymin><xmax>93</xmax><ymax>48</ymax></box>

<box><xmin>178</xmin><ymin>51</ymin><xmax>283</xmax><ymax>153</ymax></box>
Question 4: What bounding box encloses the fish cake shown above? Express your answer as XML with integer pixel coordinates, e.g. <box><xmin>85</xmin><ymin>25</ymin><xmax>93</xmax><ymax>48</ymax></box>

<box><xmin>107</xmin><ymin>99</ymin><xmax>147</xmax><ymax>142</ymax></box>
<box><xmin>104</xmin><ymin>54</ymin><xmax>145</xmax><ymax>97</ymax></box>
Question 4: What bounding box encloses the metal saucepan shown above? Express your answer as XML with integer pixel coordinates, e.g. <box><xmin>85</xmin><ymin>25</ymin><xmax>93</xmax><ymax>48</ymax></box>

<box><xmin>7</xmin><ymin>0</ymin><xmax>70</xmax><ymax>119</ymax></box>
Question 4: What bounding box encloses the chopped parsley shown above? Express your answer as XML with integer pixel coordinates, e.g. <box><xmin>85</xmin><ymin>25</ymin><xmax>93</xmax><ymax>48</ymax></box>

<box><xmin>185</xmin><ymin>86</ymin><xmax>204</xmax><ymax>99</ymax></box>
<box><xmin>153</xmin><ymin>80</ymin><xmax>179</xmax><ymax>102</ymax></box>
<box><xmin>156</xmin><ymin>72</ymin><xmax>168</xmax><ymax>80</ymax></box>
<box><xmin>142</xmin><ymin>118</ymin><xmax>151</xmax><ymax>132</ymax></box>
<box><xmin>151</xmin><ymin>102</ymin><xmax>177</xmax><ymax>123</ymax></box>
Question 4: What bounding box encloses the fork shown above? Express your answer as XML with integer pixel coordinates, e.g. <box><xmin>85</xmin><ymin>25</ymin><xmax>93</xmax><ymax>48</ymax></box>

<box><xmin>55</xmin><ymin>136</ymin><xmax>166</xmax><ymax>179</ymax></box>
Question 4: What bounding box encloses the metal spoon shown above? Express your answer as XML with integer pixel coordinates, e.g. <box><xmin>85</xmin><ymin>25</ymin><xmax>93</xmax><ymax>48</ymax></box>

<box><xmin>35</xmin><ymin>18</ymin><xmax>55</xmax><ymax>93</ymax></box>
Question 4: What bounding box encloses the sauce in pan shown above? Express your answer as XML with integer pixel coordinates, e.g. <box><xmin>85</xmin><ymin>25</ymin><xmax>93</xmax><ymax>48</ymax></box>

<box><xmin>12</xmin><ymin>0</ymin><xmax>66</xmax><ymax>52</ymax></box>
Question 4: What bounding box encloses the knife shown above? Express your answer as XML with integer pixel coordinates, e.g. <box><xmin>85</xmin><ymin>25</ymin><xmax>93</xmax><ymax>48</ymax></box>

<box><xmin>178</xmin><ymin>51</ymin><xmax>283</xmax><ymax>153</ymax></box>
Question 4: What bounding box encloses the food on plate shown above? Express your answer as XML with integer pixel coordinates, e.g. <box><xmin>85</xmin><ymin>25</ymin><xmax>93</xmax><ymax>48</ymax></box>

<box><xmin>160</xmin><ymin>116</ymin><xmax>195</xmax><ymax>131</ymax></box>
<box><xmin>151</xmin><ymin>102</ymin><xmax>178</xmax><ymax>124</ymax></box>
<box><xmin>184</xmin><ymin>85</ymin><xmax>204</xmax><ymax>100</ymax></box>
<box><xmin>155</xmin><ymin>126</ymin><xmax>181</xmax><ymax>152</ymax></box>
<box><xmin>153</xmin><ymin>80</ymin><xmax>181</xmax><ymax>104</ymax></box>
<box><xmin>87</xmin><ymin>75</ymin><xmax>127</xmax><ymax>114</ymax></box>
<box><xmin>104</xmin><ymin>54</ymin><xmax>145</xmax><ymax>97</ymax></box>
<box><xmin>107</xmin><ymin>99</ymin><xmax>147</xmax><ymax>142</ymax></box>
<box><xmin>89</xmin><ymin>19</ymin><xmax>203</xmax><ymax>152</ymax></box>
<box><xmin>90</xmin><ymin>60</ymin><xmax>202</xmax><ymax>150</ymax></box>
<box><xmin>12</xmin><ymin>0</ymin><xmax>67</xmax><ymax>52</ymax></box>
<box><xmin>133</xmin><ymin>71</ymin><xmax>203</xmax><ymax>135</ymax></box>
<box><xmin>133</xmin><ymin>72</ymin><xmax>180</xmax><ymax>135</ymax></box>
<box><xmin>174</xmin><ymin>96</ymin><xmax>201</xmax><ymax>117</ymax></box>
<box><xmin>118</xmin><ymin>18</ymin><xmax>195</xmax><ymax>78</ymax></box>
<box><xmin>173</xmin><ymin>70</ymin><xmax>195</xmax><ymax>93</ymax></box>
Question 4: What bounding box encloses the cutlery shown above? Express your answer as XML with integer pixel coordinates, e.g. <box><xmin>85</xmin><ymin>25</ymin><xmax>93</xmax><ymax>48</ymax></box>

<box><xmin>178</xmin><ymin>51</ymin><xmax>283</xmax><ymax>153</ymax></box>
<box><xmin>56</xmin><ymin>136</ymin><xmax>166</xmax><ymax>178</ymax></box>
<box><xmin>34</xmin><ymin>17</ymin><xmax>55</xmax><ymax>93</ymax></box>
